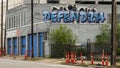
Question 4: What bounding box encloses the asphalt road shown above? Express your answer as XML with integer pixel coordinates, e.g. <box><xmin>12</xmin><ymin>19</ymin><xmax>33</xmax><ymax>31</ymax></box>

<box><xmin>0</xmin><ymin>59</ymin><xmax>87</xmax><ymax>68</ymax></box>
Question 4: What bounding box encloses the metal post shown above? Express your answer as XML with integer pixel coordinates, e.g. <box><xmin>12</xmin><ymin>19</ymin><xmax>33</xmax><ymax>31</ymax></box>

<box><xmin>87</xmin><ymin>39</ymin><xmax>90</xmax><ymax>60</ymax></box>
<box><xmin>111</xmin><ymin>0</ymin><xmax>117</xmax><ymax>66</ymax></box>
<box><xmin>1</xmin><ymin>0</ymin><xmax>3</xmax><ymax>56</ymax></box>
<box><xmin>31</xmin><ymin>0</ymin><xmax>34</xmax><ymax>58</ymax></box>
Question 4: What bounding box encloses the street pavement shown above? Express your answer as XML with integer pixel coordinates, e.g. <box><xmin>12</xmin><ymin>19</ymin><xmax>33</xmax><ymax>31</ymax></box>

<box><xmin>0</xmin><ymin>59</ymin><xmax>87</xmax><ymax>68</ymax></box>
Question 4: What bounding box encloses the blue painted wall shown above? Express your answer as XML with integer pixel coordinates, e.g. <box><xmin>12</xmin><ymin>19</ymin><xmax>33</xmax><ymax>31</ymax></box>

<box><xmin>21</xmin><ymin>36</ymin><xmax>26</xmax><ymax>55</ymax></box>
<box><xmin>13</xmin><ymin>38</ymin><xmax>17</xmax><ymax>55</ymax></box>
<box><xmin>7</xmin><ymin>38</ymin><xmax>12</xmax><ymax>55</ymax></box>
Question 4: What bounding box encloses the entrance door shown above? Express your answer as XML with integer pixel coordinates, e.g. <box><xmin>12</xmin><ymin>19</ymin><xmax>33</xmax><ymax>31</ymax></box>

<box><xmin>21</xmin><ymin>36</ymin><xmax>26</xmax><ymax>55</ymax></box>
<box><xmin>7</xmin><ymin>38</ymin><xmax>12</xmax><ymax>55</ymax></box>
<box><xmin>34</xmin><ymin>34</ymin><xmax>37</xmax><ymax>57</ymax></box>
<box><xmin>28</xmin><ymin>34</ymin><xmax>37</xmax><ymax>57</ymax></box>
<box><xmin>38</xmin><ymin>33</ymin><xmax>43</xmax><ymax>57</ymax></box>
<box><xmin>13</xmin><ymin>38</ymin><xmax>17</xmax><ymax>55</ymax></box>
<box><xmin>28</xmin><ymin>35</ymin><xmax>32</xmax><ymax>57</ymax></box>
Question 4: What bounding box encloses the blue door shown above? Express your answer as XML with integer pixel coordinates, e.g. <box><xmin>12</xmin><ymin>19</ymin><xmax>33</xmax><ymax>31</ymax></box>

<box><xmin>28</xmin><ymin>34</ymin><xmax>37</xmax><ymax>57</ymax></box>
<box><xmin>21</xmin><ymin>36</ymin><xmax>26</xmax><ymax>55</ymax></box>
<box><xmin>28</xmin><ymin>35</ymin><xmax>32</xmax><ymax>57</ymax></box>
<box><xmin>13</xmin><ymin>38</ymin><xmax>17</xmax><ymax>55</ymax></box>
<box><xmin>34</xmin><ymin>34</ymin><xmax>37</xmax><ymax>57</ymax></box>
<box><xmin>39</xmin><ymin>33</ymin><xmax>43</xmax><ymax>57</ymax></box>
<box><xmin>7</xmin><ymin>38</ymin><xmax>12</xmax><ymax>55</ymax></box>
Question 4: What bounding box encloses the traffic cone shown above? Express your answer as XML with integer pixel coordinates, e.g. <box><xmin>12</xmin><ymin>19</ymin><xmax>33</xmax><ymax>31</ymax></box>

<box><xmin>80</xmin><ymin>52</ymin><xmax>84</xmax><ymax>64</ymax></box>
<box><xmin>66</xmin><ymin>52</ymin><xmax>70</xmax><ymax>63</ymax></box>
<box><xmin>74</xmin><ymin>52</ymin><xmax>77</xmax><ymax>63</ymax></box>
<box><xmin>72</xmin><ymin>52</ymin><xmax>76</xmax><ymax>64</ymax></box>
<box><xmin>13</xmin><ymin>53</ymin><xmax>16</xmax><ymax>59</ymax></box>
<box><xmin>70</xmin><ymin>52</ymin><xmax>74</xmax><ymax>63</ymax></box>
<box><xmin>105</xmin><ymin>53</ymin><xmax>108</xmax><ymax>66</ymax></box>
<box><xmin>90</xmin><ymin>53</ymin><xmax>94</xmax><ymax>64</ymax></box>
<box><xmin>10</xmin><ymin>51</ymin><xmax>13</xmax><ymax>57</ymax></box>
<box><xmin>102</xmin><ymin>54</ymin><xmax>104</xmax><ymax>66</ymax></box>
<box><xmin>24</xmin><ymin>50</ymin><xmax>28</xmax><ymax>60</ymax></box>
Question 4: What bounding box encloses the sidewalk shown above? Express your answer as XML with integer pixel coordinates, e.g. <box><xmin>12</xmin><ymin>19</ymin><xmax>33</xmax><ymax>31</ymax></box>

<box><xmin>1</xmin><ymin>55</ymin><xmax>65</xmax><ymax>64</ymax></box>
<box><xmin>0</xmin><ymin>55</ymin><xmax>113</xmax><ymax>67</ymax></box>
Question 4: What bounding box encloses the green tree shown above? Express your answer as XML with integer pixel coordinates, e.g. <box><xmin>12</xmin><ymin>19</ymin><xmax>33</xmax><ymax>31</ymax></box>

<box><xmin>50</xmin><ymin>24</ymin><xmax>77</xmax><ymax>58</ymax></box>
<box><xmin>117</xmin><ymin>23</ymin><xmax>120</xmax><ymax>46</ymax></box>
<box><xmin>94</xmin><ymin>24</ymin><xmax>111</xmax><ymax>53</ymax></box>
<box><xmin>116</xmin><ymin>23</ymin><xmax>120</xmax><ymax>55</ymax></box>
<box><xmin>95</xmin><ymin>23</ymin><xmax>120</xmax><ymax>55</ymax></box>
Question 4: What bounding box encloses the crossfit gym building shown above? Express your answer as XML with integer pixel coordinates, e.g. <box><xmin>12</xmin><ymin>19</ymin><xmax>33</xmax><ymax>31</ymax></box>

<box><xmin>5</xmin><ymin>0</ymin><xmax>120</xmax><ymax>57</ymax></box>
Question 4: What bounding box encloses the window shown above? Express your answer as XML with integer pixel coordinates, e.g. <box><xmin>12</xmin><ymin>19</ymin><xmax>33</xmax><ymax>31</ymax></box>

<box><xmin>18</xmin><ymin>15</ymin><xmax>20</xmax><ymax>27</ymax></box>
<box><xmin>14</xmin><ymin>16</ymin><xmax>15</xmax><ymax>27</ymax></box>
<box><xmin>47</xmin><ymin>0</ymin><xmax>59</xmax><ymax>4</ymax></box>
<box><xmin>9</xmin><ymin>18</ymin><xmax>11</xmax><ymax>28</ymax></box>
<box><xmin>19</xmin><ymin>14</ymin><xmax>21</xmax><ymax>26</ymax></box>
<box><xmin>11</xmin><ymin>17</ymin><xmax>14</xmax><ymax>28</ymax></box>
<box><xmin>21</xmin><ymin>13</ymin><xmax>23</xmax><ymax>26</ymax></box>
<box><xmin>23</xmin><ymin>13</ymin><xmax>25</xmax><ymax>25</ymax></box>
<box><xmin>6</xmin><ymin>18</ymin><xmax>8</xmax><ymax>29</ymax></box>
<box><xmin>75</xmin><ymin>1</ymin><xmax>95</xmax><ymax>4</ymax></box>
<box><xmin>98</xmin><ymin>1</ymin><xmax>111</xmax><ymax>4</ymax></box>
<box><xmin>16</xmin><ymin>15</ymin><xmax>18</xmax><ymax>27</ymax></box>
<box><xmin>118</xmin><ymin>2</ymin><xmax>120</xmax><ymax>5</ymax></box>
<box><xmin>16</xmin><ymin>15</ymin><xmax>20</xmax><ymax>27</ymax></box>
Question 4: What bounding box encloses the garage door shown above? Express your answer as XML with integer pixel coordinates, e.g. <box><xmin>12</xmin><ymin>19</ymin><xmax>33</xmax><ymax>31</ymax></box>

<box><xmin>7</xmin><ymin>38</ymin><xmax>12</xmax><ymax>55</ymax></box>
<box><xmin>21</xmin><ymin>36</ymin><xmax>26</xmax><ymax>55</ymax></box>
<box><xmin>39</xmin><ymin>33</ymin><xmax>43</xmax><ymax>57</ymax></box>
<box><xmin>28</xmin><ymin>34</ymin><xmax>37</xmax><ymax>57</ymax></box>
<box><xmin>13</xmin><ymin>38</ymin><xmax>17</xmax><ymax>55</ymax></box>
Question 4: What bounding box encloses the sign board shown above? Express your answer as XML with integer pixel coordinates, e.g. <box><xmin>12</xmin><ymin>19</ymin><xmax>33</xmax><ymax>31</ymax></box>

<box><xmin>42</xmin><ymin>8</ymin><xmax>106</xmax><ymax>24</ymax></box>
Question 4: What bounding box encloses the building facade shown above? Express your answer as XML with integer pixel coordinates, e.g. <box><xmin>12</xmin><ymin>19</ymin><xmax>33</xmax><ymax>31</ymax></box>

<box><xmin>5</xmin><ymin>0</ymin><xmax>120</xmax><ymax>57</ymax></box>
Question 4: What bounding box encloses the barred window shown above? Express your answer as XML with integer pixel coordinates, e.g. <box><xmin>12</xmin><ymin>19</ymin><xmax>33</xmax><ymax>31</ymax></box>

<box><xmin>47</xmin><ymin>0</ymin><xmax>59</xmax><ymax>3</ymax></box>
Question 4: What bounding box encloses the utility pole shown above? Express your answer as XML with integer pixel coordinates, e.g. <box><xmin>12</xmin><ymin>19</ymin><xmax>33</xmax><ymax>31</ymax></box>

<box><xmin>87</xmin><ymin>39</ymin><xmax>90</xmax><ymax>60</ymax></box>
<box><xmin>3</xmin><ymin>0</ymin><xmax>8</xmax><ymax>56</ymax></box>
<box><xmin>111</xmin><ymin>0</ymin><xmax>117</xmax><ymax>66</ymax></box>
<box><xmin>1</xmin><ymin>0</ymin><xmax>3</xmax><ymax>56</ymax></box>
<box><xmin>31</xmin><ymin>0</ymin><xmax>34</xmax><ymax>58</ymax></box>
